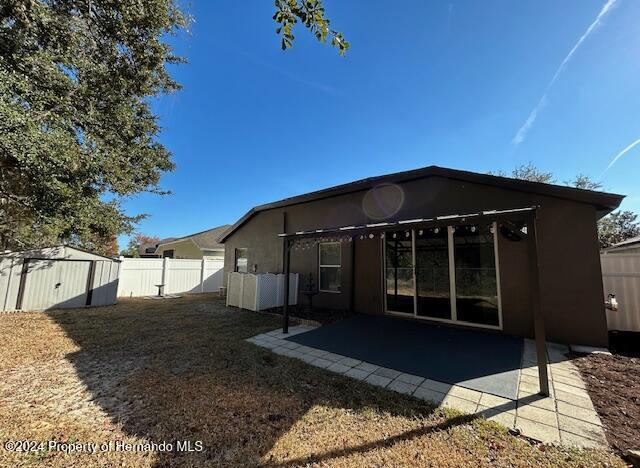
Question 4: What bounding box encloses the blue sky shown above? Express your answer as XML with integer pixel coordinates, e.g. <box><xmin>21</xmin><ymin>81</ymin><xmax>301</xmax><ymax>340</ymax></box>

<box><xmin>120</xmin><ymin>0</ymin><xmax>640</xmax><ymax>246</ymax></box>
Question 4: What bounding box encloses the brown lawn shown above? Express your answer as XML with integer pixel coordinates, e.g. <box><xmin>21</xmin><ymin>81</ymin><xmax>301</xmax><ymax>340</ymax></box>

<box><xmin>0</xmin><ymin>295</ymin><xmax>625</xmax><ymax>467</ymax></box>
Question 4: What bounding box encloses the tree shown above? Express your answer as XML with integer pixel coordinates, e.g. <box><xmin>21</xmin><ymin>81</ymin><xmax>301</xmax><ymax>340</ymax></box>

<box><xmin>598</xmin><ymin>211</ymin><xmax>640</xmax><ymax>248</ymax></box>
<box><xmin>489</xmin><ymin>162</ymin><xmax>554</xmax><ymax>183</ymax></box>
<box><xmin>0</xmin><ymin>1</ymin><xmax>188</xmax><ymax>252</ymax></box>
<box><xmin>274</xmin><ymin>0</ymin><xmax>349</xmax><ymax>55</ymax></box>
<box><xmin>565</xmin><ymin>174</ymin><xmax>603</xmax><ymax>191</ymax></box>
<box><xmin>120</xmin><ymin>233</ymin><xmax>160</xmax><ymax>258</ymax></box>
<box><xmin>491</xmin><ymin>165</ymin><xmax>639</xmax><ymax>248</ymax></box>
<box><xmin>1</xmin><ymin>1</ymin><xmax>346</xmax><ymax>254</ymax></box>
<box><xmin>511</xmin><ymin>162</ymin><xmax>555</xmax><ymax>183</ymax></box>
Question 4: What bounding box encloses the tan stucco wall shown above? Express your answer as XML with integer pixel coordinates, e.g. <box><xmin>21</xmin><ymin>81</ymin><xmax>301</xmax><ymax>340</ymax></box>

<box><xmin>223</xmin><ymin>175</ymin><xmax>608</xmax><ymax>346</ymax></box>
<box><xmin>156</xmin><ymin>240</ymin><xmax>203</xmax><ymax>259</ymax></box>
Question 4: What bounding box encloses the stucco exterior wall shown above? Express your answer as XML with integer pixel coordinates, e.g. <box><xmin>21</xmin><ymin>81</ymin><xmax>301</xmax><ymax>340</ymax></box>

<box><xmin>156</xmin><ymin>239</ymin><xmax>203</xmax><ymax>259</ymax></box>
<box><xmin>223</xmin><ymin>175</ymin><xmax>608</xmax><ymax>346</ymax></box>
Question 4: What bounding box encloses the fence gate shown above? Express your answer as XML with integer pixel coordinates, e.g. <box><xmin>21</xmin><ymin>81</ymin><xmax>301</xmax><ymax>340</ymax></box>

<box><xmin>20</xmin><ymin>259</ymin><xmax>92</xmax><ymax>311</ymax></box>
<box><xmin>601</xmin><ymin>254</ymin><xmax>640</xmax><ymax>332</ymax></box>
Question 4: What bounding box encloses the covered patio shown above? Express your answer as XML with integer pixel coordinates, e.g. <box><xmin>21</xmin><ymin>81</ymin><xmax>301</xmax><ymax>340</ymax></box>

<box><xmin>284</xmin><ymin>314</ymin><xmax>522</xmax><ymax>399</ymax></box>
<box><xmin>246</xmin><ymin>323</ymin><xmax>609</xmax><ymax>448</ymax></box>
<box><xmin>278</xmin><ymin>206</ymin><xmax>551</xmax><ymax>397</ymax></box>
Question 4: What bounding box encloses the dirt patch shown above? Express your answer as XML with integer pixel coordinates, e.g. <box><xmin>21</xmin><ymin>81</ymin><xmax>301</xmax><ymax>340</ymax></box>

<box><xmin>573</xmin><ymin>352</ymin><xmax>640</xmax><ymax>454</ymax></box>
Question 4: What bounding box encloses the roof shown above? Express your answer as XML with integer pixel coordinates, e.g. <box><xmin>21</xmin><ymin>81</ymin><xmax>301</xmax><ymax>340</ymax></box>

<box><xmin>157</xmin><ymin>225</ymin><xmax>231</xmax><ymax>251</ymax></box>
<box><xmin>604</xmin><ymin>235</ymin><xmax>640</xmax><ymax>251</ymax></box>
<box><xmin>1</xmin><ymin>245</ymin><xmax>119</xmax><ymax>261</ymax></box>
<box><xmin>138</xmin><ymin>237</ymin><xmax>176</xmax><ymax>256</ymax></box>
<box><xmin>219</xmin><ymin>165</ymin><xmax>624</xmax><ymax>242</ymax></box>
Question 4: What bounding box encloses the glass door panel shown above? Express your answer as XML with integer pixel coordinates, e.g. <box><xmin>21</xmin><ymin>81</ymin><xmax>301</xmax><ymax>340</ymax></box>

<box><xmin>385</xmin><ymin>230</ymin><xmax>414</xmax><ymax>314</ymax></box>
<box><xmin>453</xmin><ymin>224</ymin><xmax>499</xmax><ymax>326</ymax></box>
<box><xmin>415</xmin><ymin>227</ymin><xmax>452</xmax><ymax>319</ymax></box>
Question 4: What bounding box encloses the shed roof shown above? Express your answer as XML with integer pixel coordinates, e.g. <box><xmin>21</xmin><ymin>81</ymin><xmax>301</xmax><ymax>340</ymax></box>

<box><xmin>220</xmin><ymin>165</ymin><xmax>624</xmax><ymax>242</ymax></box>
<box><xmin>1</xmin><ymin>245</ymin><xmax>119</xmax><ymax>261</ymax></box>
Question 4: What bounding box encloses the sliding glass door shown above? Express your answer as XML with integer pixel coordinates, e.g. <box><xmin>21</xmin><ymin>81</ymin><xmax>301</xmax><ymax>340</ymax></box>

<box><xmin>415</xmin><ymin>227</ymin><xmax>451</xmax><ymax>320</ymax></box>
<box><xmin>452</xmin><ymin>224</ymin><xmax>500</xmax><ymax>327</ymax></box>
<box><xmin>384</xmin><ymin>223</ymin><xmax>501</xmax><ymax>329</ymax></box>
<box><xmin>384</xmin><ymin>231</ymin><xmax>414</xmax><ymax>314</ymax></box>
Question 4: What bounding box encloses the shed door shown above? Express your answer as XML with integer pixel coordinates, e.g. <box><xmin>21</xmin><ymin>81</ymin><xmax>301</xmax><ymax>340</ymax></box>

<box><xmin>21</xmin><ymin>260</ymin><xmax>91</xmax><ymax>310</ymax></box>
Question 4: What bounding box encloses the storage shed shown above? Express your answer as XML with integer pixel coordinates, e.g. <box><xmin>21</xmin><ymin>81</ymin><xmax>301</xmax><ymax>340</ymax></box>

<box><xmin>0</xmin><ymin>246</ymin><xmax>120</xmax><ymax>312</ymax></box>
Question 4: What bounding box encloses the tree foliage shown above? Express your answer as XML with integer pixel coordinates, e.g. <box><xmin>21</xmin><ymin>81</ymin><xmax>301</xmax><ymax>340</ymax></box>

<box><xmin>0</xmin><ymin>0</ymin><xmax>189</xmax><ymax>253</ymax></box>
<box><xmin>120</xmin><ymin>233</ymin><xmax>160</xmax><ymax>257</ymax></box>
<box><xmin>489</xmin><ymin>162</ymin><xmax>555</xmax><ymax>183</ymax></box>
<box><xmin>510</xmin><ymin>162</ymin><xmax>555</xmax><ymax>183</ymax></box>
<box><xmin>274</xmin><ymin>0</ymin><xmax>349</xmax><ymax>55</ymax></box>
<box><xmin>598</xmin><ymin>211</ymin><xmax>640</xmax><ymax>249</ymax></box>
<box><xmin>566</xmin><ymin>174</ymin><xmax>603</xmax><ymax>191</ymax></box>
<box><xmin>0</xmin><ymin>0</ymin><xmax>346</xmax><ymax>254</ymax></box>
<box><xmin>494</xmin><ymin>163</ymin><xmax>639</xmax><ymax>248</ymax></box>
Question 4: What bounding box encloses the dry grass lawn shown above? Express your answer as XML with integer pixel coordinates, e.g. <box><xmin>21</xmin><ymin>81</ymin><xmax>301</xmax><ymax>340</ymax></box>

<box><xmin>0</xmin><ymin>295</ymin><xmax>626</xmax><ymax>467</ymax></box>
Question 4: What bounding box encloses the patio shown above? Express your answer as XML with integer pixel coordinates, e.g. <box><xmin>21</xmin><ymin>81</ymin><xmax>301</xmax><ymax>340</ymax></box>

<box><xmin>246</xmin><ymin>320</ymin><xmax>609</xmax><ymax>449</ymax></box>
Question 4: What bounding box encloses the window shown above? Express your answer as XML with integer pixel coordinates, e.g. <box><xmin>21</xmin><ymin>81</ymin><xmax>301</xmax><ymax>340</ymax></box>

<box><xmin>383</xmin><ymin>223</ymin><xmax>501</xmax><ymax>329</ymax></box>
<box><xmin>235</xmin><ymin>248</ymin><xmax>248</xmax><ymax>273</ymax></box>
<box><xmin>162</xmin><ymin>249</ymin><xmax>174</xmax><ymax>258</ymax></box>
<box><xmin>319</xmin><ymin>242</ymin><xmax>341</xmax><ymax>292</ymax></box>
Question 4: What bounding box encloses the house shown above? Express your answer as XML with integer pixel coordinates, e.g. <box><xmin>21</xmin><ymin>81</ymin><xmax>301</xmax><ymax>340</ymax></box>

<box><xmin>219</xmin><ymin>166</ymin><xmax>623</xmax><ymax>347</ymax></box>
<box><xmin>602</xmin><ymin>236</ymin><xmax>640</xmax><ymax>255</ymax></box>
<box><xmin>138</xmin><ymin>237</ymin><xmax>176</xmax><ymax>258</ymax></box>
<box><xmin>155</xmin><ymin>225</ymin><xmax>230</xmax><ymax>260</ymax></box>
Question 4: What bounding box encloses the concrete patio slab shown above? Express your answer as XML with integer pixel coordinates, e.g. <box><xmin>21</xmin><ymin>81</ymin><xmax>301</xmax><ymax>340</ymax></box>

<box><xmin>365</xmin><ymin>373</ymin><xmax>392</xmax><ymax>388</ymax></box>
<box><xmin>387</xmin><ymin>379</ymin><xmax>418</xmax><ymax>395</ymax></box>
<box><xmin>246</xmin><ymin>331</ymin><xmax>608</xmax><ymax>450</ymax></box>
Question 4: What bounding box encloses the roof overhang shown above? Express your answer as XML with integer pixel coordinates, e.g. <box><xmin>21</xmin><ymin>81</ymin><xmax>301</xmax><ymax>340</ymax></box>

<box><xmin>220</xmin><ymin>166</ymin><xmax>624</xmax><ymax>242</ymax></box>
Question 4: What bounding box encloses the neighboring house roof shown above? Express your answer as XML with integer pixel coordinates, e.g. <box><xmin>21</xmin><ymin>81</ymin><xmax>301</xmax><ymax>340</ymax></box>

<box><xmin>219</xmin><ymin>165</ymin><xmax>624</xmax><ymax>242</ymax></box>
<box><xmin>138</xmin><ymin>237</ymin><xmax>176</xmax><ymax>257</ymax></box>
<box><xmin>604</xmin><ymin>235</ymin><xmax>640</xmax><ymax>252</ymax></box>
<box><xmin>156</xmin><ymin>225</ymin><xmax>231</xmax><ymax>252</ymax></box>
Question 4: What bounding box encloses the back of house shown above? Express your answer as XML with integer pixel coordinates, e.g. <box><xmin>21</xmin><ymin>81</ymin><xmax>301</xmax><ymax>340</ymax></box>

<box><xmin>220</xmin><ymin>166</ymin><xmax>623</xmax><ymax>347</ymax></box>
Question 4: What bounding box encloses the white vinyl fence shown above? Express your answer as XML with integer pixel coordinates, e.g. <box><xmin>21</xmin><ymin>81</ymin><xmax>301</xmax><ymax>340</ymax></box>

<box><xmin>117</xmin><ymin>258</ymin><xmax>224</xmax><ymax>297</ymax></box>
<box><xmin>601</xmin><ymin>254</ymin><xmax>640</xmax><ymax>332</ymax></box>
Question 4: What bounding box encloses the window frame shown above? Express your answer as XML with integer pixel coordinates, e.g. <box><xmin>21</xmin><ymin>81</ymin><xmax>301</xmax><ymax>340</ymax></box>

<box><xmin>382</xmin><ymin>222</ymin><xmax>503</xmax><ymax>331</ymax></box>
<box><xmin>235</xmin><ymin>248</ymin><xmax>248</xmax><ymax>273</ymax></box>
<box><xmin>318</xmin><ymin>242</ymin><xmax>342</xmax><ymax>293</ymax></box>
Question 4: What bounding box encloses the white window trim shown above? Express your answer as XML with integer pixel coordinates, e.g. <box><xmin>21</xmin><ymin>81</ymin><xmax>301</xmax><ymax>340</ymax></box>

<box><xmin>318</xmin><ymin>242</ymin><xmax>341</xmax><ymax>293</ymax></box>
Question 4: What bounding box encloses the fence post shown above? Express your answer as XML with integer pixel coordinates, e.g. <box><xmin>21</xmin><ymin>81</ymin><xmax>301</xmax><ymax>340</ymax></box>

<box><xmin>200</xmin><ymin>259</ymin><xmax>206</xmax><ymax>293</ymax></box>
<box><xmin>162</xmin><ymin>257</ymin><xmax>169</xmax><ymax>294</ymax></box>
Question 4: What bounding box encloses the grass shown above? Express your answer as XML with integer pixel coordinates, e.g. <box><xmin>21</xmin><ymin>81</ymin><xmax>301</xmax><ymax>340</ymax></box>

<box><xmin>0</xmin><ymin>295</ymin><xmax>626</xmax><ymax>467</ymax></box>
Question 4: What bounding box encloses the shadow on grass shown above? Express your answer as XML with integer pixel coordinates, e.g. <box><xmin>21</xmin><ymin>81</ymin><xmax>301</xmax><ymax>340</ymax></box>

<box><xmin>44</xmin><ymin>295</ymin><xmax>539</xmax><ymax>466</ymax></box>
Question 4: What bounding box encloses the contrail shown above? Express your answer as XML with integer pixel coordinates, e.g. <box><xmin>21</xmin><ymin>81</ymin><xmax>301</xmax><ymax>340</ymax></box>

<box><xmin>605</xmin><ymin>137</ymin><xmax>640</xmax><ymax>172</ymax></box>
<box><xmin>512</xmin><ymin>0</ymin><xmax>617</xmax><ymax>145</ymax></box>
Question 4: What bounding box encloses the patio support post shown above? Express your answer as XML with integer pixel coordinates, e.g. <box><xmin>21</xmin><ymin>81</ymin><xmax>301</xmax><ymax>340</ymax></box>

<box><xmin>528</xmin><ymin>214</ymin><xmax>549</xmax><ymax>397</ymax></box>
<box><xmin>283</xmin><ymin>239</ymin><xmax>290</xmax><ymax>334</ymax></box>
<box><xmin>349</xmin><ymin>236</ymin><xmax>356</xmax><ymax>313</ymax></box>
